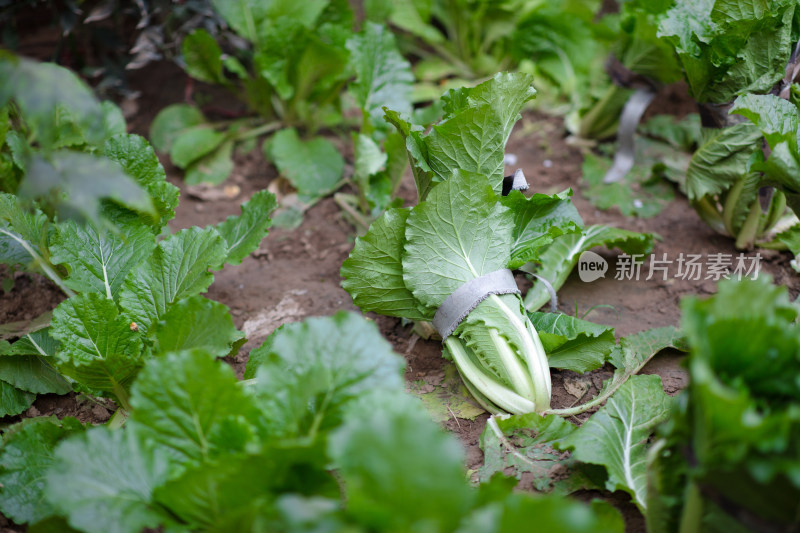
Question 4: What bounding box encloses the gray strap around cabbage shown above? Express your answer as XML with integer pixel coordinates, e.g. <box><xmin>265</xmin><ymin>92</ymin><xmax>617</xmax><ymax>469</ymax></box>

<box><xmin>433</xmin><ymin>269</ymin><xmax>520</xmax><ymax>339</ymax></box>
<box><xmin>602</xmin><ymin>88</ymin><xmax>656</xmax><ymax>184</ymax></box>
<box><xmin>602</xmin><ymin>54</ymin><xmax>661</xmax><ymax>184</ymax></box>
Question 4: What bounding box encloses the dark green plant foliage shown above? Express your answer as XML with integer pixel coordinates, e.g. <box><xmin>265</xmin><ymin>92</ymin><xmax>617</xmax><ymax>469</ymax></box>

<box><xmin>536</xmin><ymin>0</ymin><xmax>682</xmax><ymax>140</ymax></box>
<box><xmin>0</xmin><ymin>53</ymin><xmax>276</xmax><ymax>415</ymax></box>
<box><xmin>629</xmin><ymin>1</ymin><xmax>800</xmax><ymax>251</ymax></box>
<box><xmin>666</xmin><ymin>93</ymin><xmax>800</xmax><ymax>250</ymax></box>
<box><xmin>648</xmin><ymin>278</ymin><xmax>800</xmax><ymax>532</ymax></box>
<box><xmin>659</xmin><ymin>0</ymin><xmax>799</xmax><ymax>104</ymax></box>
<box><xmin>367</xmin><ymin>0</ymin><xmax>591</xmax><ymax>81</ymax></box>
<box><xmin>150</xmin><ymin>1</ymin><xmax>359</xmax><ymax>187</ymax></box>
<box><xmin>0</xmin><ymin>313</ymin><xmax>625</xmax><ymax>532</ymax></box>
<box><xmin>154</xmin><ymin>2</ymin><xmax>414</xmax><ymax>222</ymax></box>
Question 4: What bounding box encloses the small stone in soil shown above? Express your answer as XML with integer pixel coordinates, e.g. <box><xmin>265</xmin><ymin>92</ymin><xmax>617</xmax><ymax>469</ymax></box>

<box><xmin>564</xmin><ymin>376</ymin><xmax>591</xmax><ymax>399</ymax></box>
<box><xmin>91</xmin><ymin>405</ymin><xmax>110</xmax><ymax>419</ymax></box>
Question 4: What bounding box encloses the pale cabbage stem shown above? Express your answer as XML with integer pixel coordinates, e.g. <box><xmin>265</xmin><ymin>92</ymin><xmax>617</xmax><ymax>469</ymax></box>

<box><xmin>525</xmin><ymin>319</ymin><xmax>553</xmax><ymax>408</ymax></box>
<box><xmin>488</xmin><ymin>327</ymin><xmax>535</xmax><ymax>401</ymax></box>
<box><xmin>445</xmin><ymin>336</ymin><xmax>537</xmax><ymax>414</ymax></box>
<box><xmin>455</xmin><ymin>247</ymin><xmax>551</xmax><ymax>411</ymax></box>
<box><xmin>488</xmin><ymin>293</ymin><xmax>552</xmax><ymax>410</ymax></box>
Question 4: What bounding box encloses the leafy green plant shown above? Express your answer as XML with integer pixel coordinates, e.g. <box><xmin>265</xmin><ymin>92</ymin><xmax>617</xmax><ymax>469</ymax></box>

<box><xmin>0</xmin><ymin>52</ymin><xmax>159</xmax><ymax>223</ymax></box>
<box><xmin>343</xmin><ymin>73</ymin><xmax>654</xmax><ymax>413</ymax></box>
<box><xmin>1</xmin><ymin>184</ymin><xmax>275</xmax><ymax>415</ymax></box>
<box><xmin>152</xmin><ymin>4</ymin><xmax>414</xmax><ymax>226</ymax></box>
<box><xmin>507</xmin><ymin>0</ymin><xmax>608</xmax><ymax>121</ymax></box>
<box><xmin>0</xmin><ymin>51</ymin><xmax>175</xmax><ymax>301</ymax></box>
<box><xmin>343</xmin><ymin>171</ymin><xmax>580</xmax><ymax>414</ymax></box>
<box><xmin>149</xmin><ymin>0</ymin><xmax>355</xmax><ymax>186</ymax></box>
<box><xmin>0</xmin><ymin>312</ymin><xmax>626</xmax><ymax>532</ymax></box>
<box><xmin>575</xmin><ymin>0</ymin><xmax>681</xmax><ymax>140</ymax></box>
<box><xmin>344</xmin><ymin>73</ymin><xmax>565</xmax><ymax>414</ymax></box>
<box><xmin>366</xmin><ymin>0</ymin><xmax>527</xmax><ymax>81</ymax></box>
<box><xmin>683</xmin><ymin>93</ymin><xmax>800</xmax><ymax>250</ymax></box>
<box><xmin>472</xmin><ymin>318</ymin><xmax>685</xmax><ymax>521</ymax></box>
<box><xmin>653</xmin><ymin>0</ymin><xmax>800</xmax><ymax>249</ymax></box>
<box><xmin>0</xmin><ymin>53</ymin><xmax>276</xmax><ymax>417</ymax></box>
<box><xmin>647</xmin><ymin>277</ymin><xmax>800</xmax><ymax>532</ymax></box>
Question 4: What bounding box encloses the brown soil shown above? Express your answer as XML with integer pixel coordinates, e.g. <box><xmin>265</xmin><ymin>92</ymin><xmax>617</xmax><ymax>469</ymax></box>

<box><xmin>0</xmin><ymin>268</ymin><xmax>65</xmax><ymax>326</ymax></box>
<box><xmin>2</xmin><ymin>62</ymin><xmax>800</xmax><ymax>532</ymax></box>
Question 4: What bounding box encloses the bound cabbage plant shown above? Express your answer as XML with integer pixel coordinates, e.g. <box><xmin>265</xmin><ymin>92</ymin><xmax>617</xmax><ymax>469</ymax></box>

<box><xmin>342</xmin><ymin>73</ymin><xmax>654</xmax><ymax>413</ymax></box>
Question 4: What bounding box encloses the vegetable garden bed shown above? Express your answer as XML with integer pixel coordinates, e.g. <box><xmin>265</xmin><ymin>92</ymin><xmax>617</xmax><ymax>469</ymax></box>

<box><xmin>3</xmin><ymin>2</ymin><xmax>800</xmax><ymax>531</ymax></box>
<box><xmin>1</xmin><ymin>59</ymin><xmax>798</xmax><ymax>532</ymax></box>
